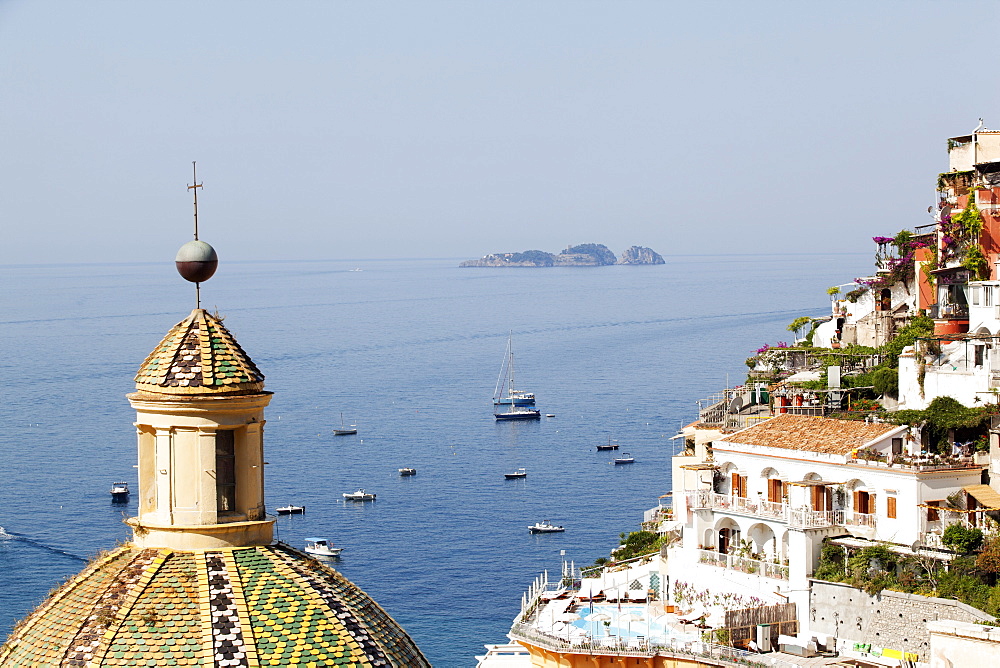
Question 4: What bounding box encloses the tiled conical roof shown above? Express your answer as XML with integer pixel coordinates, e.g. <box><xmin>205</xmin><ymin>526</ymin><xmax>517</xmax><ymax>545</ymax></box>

<box><xmin>134</xmin><ymin>309</ymin><xmax>264</xmax><ymax>395</ymax></box>
<box><xmin>0</xmin><ymin>544</ymin><xmax>430</xmax><ymax>667</ymax></box>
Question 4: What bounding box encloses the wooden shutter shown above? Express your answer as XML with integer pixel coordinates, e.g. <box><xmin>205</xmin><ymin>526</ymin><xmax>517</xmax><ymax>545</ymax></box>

<box><xmin>853</xmin><ymin>491</ymin><xmax>861</xmax><ymax>514</ymax></box>
<box><xmin>887</xmin><ymin>496</ymin><xmax>897</xmax><ymax>519</ymax></box>
<box><xmin>867</xmin><ymin>493</ymin><xmax>875</xmax><ymax>516</ymax></box>
<box><xmin>731</xmin><ymin>473</ymin><xmax>739</xmax><ymax>495</ymax></box>
<box><xmin>927</xmin><ymin>501</ymin><xmax>940</xmax><ymax>522</ymax></box>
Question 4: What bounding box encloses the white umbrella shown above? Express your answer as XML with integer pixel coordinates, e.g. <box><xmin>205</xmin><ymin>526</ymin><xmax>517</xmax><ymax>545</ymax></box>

<box><xmin>619</xmin><ymin>612</ymin><xmax>645</xmax><ymax>640</ymax></box>
<box><xmin>557</xmin><ymin>612</ymin><xmax>581</xmax><ymax>641</ymax></box>
<box><xmin>586</xmin><ymin>612</ymin><xmax>611</xmax><ymax>639</ymax></box>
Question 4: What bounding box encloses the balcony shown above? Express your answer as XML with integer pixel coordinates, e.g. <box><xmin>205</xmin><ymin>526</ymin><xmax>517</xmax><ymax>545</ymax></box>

<box><xmin>696</xmin><ymin>549</ymin><xmax>789</xmax><ymax>581</ymax></box>
<box><xmin>787</xmin><ymin>508</ymin><xmax>843</xmax><ymax>529</ymax></box>
<box><xmin>847</xmin><ymin>455</ymin><xmax>980</xmax><ymax>473</ymax></box>
<box><xmin>684</xmin><ymin>491</ymin><xmax>880</xmax><ymax>531</ymax></box>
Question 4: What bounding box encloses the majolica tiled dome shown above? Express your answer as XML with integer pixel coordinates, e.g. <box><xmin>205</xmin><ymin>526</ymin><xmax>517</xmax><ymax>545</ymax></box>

<box><xmin>0</xmin><ymin>544</ymin><xmax>430</xmax><ymax>667</ymax></box>
<box><xmin>134</xmin><ymin>309</ymin><xmax>264</xmax><ymax>396</ymax></box>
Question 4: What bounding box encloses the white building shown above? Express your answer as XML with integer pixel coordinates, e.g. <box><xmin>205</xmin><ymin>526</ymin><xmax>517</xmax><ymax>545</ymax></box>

<box><xmin>670</xmin><ymin>414</ymin><xmax>985</xmax><ymax>639</ymax></box>
<box><xmin>898</xmin><ymin>276</ymin><xmax>1000</xmax><ymax>410</ymax></box>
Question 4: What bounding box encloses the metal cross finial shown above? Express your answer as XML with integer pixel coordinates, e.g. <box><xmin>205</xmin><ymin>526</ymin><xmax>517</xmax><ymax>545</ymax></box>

<box><xmin>188</xmin><ymin>161</ymin><xmax>203</xmax><ymax>241</ymax></box>
<box><xmin>188</xmin><ymin>161</ymin><xmax>204</xmax><ymax>307</ymax></box>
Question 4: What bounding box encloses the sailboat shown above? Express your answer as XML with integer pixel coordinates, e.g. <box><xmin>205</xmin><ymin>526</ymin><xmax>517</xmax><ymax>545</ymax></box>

<box><xmin>493</xmin><ymin>334</ymin><xmax>536</xmax><ymax>407</ymax></box>
<box><xmin>494</xmin><ymin>348</ymin><xmax>540</xmax><ymax>421</ymax></box>
<box><xmin>596</xmin><ymin>437</ymin><xmax>619</xmax><ymax>451</ymax></box>
<box><xmin>334</xmin><ymin>412</ymin><xmax>358</xmax><ymax>436</ymax></box>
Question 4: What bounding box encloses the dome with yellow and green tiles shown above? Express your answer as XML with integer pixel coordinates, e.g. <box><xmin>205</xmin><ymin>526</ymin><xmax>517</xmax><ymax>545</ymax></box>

<box><xmin>0</xmin><ymin>544</ymin><xmax>430</xmax><ymax>667</ymax></box>
<box><xmin>133</xmin><ymin>309</ymin><xmax>265</xmax><ymax>396</ymax></box>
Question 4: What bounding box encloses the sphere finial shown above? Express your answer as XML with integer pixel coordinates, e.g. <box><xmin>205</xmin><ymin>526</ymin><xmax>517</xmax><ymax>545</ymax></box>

<box><xmin>175</xmin><ymin>162</ymin><xmax>217</xmax><ymax>308</ymax></box>
<box><xmin>175</xmin><ymin>240</ymin><xmax>218</xmax><ymax>282</ymax></box>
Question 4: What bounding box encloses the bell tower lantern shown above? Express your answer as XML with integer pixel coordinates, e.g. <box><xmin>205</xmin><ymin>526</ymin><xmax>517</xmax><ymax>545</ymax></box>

<box><xmin>126</xmin><ymin>163</ymin><xmax>274</xmax><ymax>549</ymax></box>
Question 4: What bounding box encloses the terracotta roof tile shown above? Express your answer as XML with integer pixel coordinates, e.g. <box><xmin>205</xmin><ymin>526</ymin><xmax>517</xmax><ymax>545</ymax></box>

<box><xmin>717</xmin><ymin>414</ymin><xmax>902</xmax><ymax>455</ymax></box>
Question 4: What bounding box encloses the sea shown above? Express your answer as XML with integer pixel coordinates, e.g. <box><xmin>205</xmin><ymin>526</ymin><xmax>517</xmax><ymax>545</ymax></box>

<box><xmin>0</xmin><ymin>253</ymin><xmax>873</xmax><ymax>666</ymax></box>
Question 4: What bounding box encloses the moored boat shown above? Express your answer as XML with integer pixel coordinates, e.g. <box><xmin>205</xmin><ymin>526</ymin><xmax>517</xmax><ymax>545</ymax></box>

<box><xmin>495</xmin><ymin>406</ymin><xmax>541</xmax><ymax>421</ymax></box>
<box><xmin>493</xmin><ymin>333</ymin><xmax>537</xmax><ymax>407</ymax></box>
<box><xmin>334</xmin><ymin>412</ymin><xmax>358</xmax><ymax>436</ymax></box>
<box><xmin>528</xmin><ymin>520</ymin><xmax>565</xmax><ymax>533</ymax></box>
<box><xmin>304</xmin><ymin>537</ymin><xmax>343</xmax><ymax>557</ymax></box>
<box><xmin>276</xmin><ymin>504</ymin><xmax>305</xmax><ymax>515</ymax></box>
<box><xmin>110</xmin><ymin>481</ymin><xmax>129</xmax><ymax>502</ymax></box>
<box><xmin>398</xmin><ymin>468</ymin><xmax>416</xmax><ymax>476</ymax></box>
<box><xmin>596</xmin><ymin>437</ymin><xmax>619</xmax><ymax>451</ymax></box>
<box><xmin>504</xmin><ymin>468</ymin><xmax>527</xmax><ymax>479</ymax></box>
<box><xmin>343</xmin><ymin>489</ymin><xmax>376</xmax><ymax>501</ymax></box>
<box><xmin>613</xmin><ymin>452</ymin><xmax>635</xmax><ymax>465</ymax></box>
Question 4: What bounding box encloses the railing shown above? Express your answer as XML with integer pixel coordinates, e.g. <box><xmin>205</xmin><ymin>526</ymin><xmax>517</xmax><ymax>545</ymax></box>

<box><xmin>696</xmin><ymin>549</ymin><xmax>788</xmax><ymax>581</ymax></box>
<box><xmin>844</xmin><ymin>512</ymin><xmax>877</xmax><ymax>528</ymax></box>
<box><xmin>939</xmin><ymin>303</ymin><xmax>970</xmax><ymax>318</ymax></box>
<box><xmin>848</xmin><ymin>455</ymin><xmax>979</xmax><ymax>472</ymax></box>
<box><xmin>706</xmin><ymin>493</ymin><xmax>787</xmax><ymax>520</ymax></box>
<box><xmin>509</xmin><ymin>622</ymin><xmax>792</xmax><ymax>668</ymax></box>
<box><xmin>788</xmin><ymin>508</ymin><xmax>843</xmax><ymax>529</ymax></box>
<box><xmin>686</xmin><ymin>492</ymin><xmax>884</xmax><ymax>531</ymax></box>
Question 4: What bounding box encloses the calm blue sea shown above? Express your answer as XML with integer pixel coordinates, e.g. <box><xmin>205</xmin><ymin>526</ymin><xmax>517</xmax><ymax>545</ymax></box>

<box><xmin>0</xmin><ymin>253</ymin><xmax>872</xmax><ymax>666</ymax></box>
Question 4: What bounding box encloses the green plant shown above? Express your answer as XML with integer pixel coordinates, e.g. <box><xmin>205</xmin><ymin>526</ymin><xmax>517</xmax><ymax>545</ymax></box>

<box><xmin>942</xmin><ymin>524</ymin><xmax>984</xmax><ymax>553</ymax></box>
<box><xmin>963</xmin><ymin>244</ymin><xmax>990</xmax><ymax>279</ymax></box>
<box><xmin>827</xmin><ymin>286</ymin><xmax>841</xmax><ymax>297</ymax></box>
<box><xmin>787</xmin><ymin>316</ymin><xmax>812</xmax><ymax>335</ymax></box>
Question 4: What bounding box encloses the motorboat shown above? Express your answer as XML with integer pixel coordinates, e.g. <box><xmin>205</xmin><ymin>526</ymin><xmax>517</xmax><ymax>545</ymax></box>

<box><xmin>398</xmin><ymin>468</ymin><xmax>416</xmax><ymax>476</ymax></box>
<box><xmin>343</xmin><ymin>489</ymin><xmax>376</xmax><ymax>501</ymax></box>
<box><xmin>334</xmin><ymin>412</ymin><xmax>358</xmax><ymax>436</ymax></box>
<box><xmin>545</xmin><ymin>414</ymin><xmax>555</xmax><ymax>418</ymax></box>
<box><xmin>276</xmin><ymin>505</ymin><xmax>305</xmax><ymax>515</ymax></box>
<box><xmin>504</xmin><ymin>468</ymin><xmax>527</xmax><ymax>480</ymax></box>
<box><xmin>528</xmin><ymin>520</ymin><xmax>565</xmax><ymax>534</ymax></box>
<box><xmin>110</xmin><ymin>481</ymin><xmax>129</xmax><ymax>502</ymax></box>
<box><xmin>304</xmin><ymin>537</ymin><xmax>343</xmax><ymax>558</ymax></box>
<box><xmin>596</xmin><ymin>437</ymin><xmax>619</xmax><ymax>451</ymax></box>
<box><xmin>493</xmin><ymin>333</ymin><xmax>538</xmax><ymax>407</ymax></box>
<box><xmin>613</xmin><ymin>453</ymin><xmax>635</xmax><ymax>465</ymax></box>
<box><xmin>495</xmin><ymin>406</ymin><xmax>541</xmax><ymax>421</ymax></box>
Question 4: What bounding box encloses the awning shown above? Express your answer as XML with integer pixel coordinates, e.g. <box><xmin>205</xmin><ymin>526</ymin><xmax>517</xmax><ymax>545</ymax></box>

<box><xmin>964</xmin><ymin>484</ymin><xmax>1000</xmax><ymax>510</ymax></box>
<box><xmin>680</xmin><ymin>463</ymin><xmax>718</xmax><ymax>471</ymax></box>
<box><xmin>787</xmin><ymin>480</ymin><xmax>846</xmax><ymax>487</ymax></box>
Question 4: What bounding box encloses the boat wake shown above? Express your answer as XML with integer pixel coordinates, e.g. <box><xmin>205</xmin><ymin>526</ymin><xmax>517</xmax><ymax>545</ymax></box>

<box><xmin>0</xmin><ymin>526</ymin><xmax>86</xmax><ymax>562</ymax></box>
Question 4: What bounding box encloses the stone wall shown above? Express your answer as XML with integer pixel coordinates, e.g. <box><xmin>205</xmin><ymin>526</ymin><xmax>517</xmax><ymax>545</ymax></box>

<box><xmin>808</xmin><ymin>580</ymin><xmax>993</xmax><ymax>658</ymax></box>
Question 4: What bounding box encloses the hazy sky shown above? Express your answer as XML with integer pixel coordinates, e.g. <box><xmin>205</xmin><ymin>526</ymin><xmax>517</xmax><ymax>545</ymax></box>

<box><xmin>3</xmin><ymin>1</ymin><xmax>999</xmax><ymax>264</ymax></box>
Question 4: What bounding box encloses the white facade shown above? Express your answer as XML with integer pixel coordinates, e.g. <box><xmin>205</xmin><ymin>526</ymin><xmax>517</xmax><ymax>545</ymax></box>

<box><xmin>897</xmin><ymin>279</ymin><xmax>1000</xmax><ymax>410</ymax></box>
<box><xmin>669</xmin><ymin>415</ymin><xmax>984</xmax><ymax>641</ymax></box>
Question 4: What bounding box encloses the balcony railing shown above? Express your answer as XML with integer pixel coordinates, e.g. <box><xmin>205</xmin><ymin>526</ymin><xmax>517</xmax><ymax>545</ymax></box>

<box><xmin>844</xmin><ymin>512</ymin><xmax>877</xmax><ymax>528</ymax></box>
<box><xmin>508</xmin><ymin>622</ymin><xmax>805</xmax><ymax>667</ymax></box>
<box><xmin>787</xmin><ymin>508</ymin><xmax>843</xmax><ymax>528</ymax></box>
<box><xmin>696</xmin><ymin>549</ymin><xmax>789</xmax><ymax>581</ymax></box>
<box><xmin>848</xmin><ymin>455</ymin><xmax>979</xmax><ymax>472</ymax></box>
<box><xmin>685</xmin><ymin>491</ymin><xmax>880</xmax><ymax>531</ymax></box>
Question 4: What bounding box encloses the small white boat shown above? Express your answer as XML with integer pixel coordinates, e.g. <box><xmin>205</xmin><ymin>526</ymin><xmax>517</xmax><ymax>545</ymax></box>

<box><xmin>545</xmin><ymin>414</ymin><xmax>555</xmax><ymax>418</ymax></box>
<box><xmin>343</xmin><ymin>489</ymin><xmax>376</xmax><ymax>501</ymax></box>
<box><xmin>276</xmin><ymin>504</ymin><xmax>305</xmax><ymax>515</ymax></box>
<box><xmin>528</xmin><ymin>520</ymin><xmax>565</xmax><ymax>534</ymax></box>
<box><xmin>613</xmin><ymin>452</ymin><xmax>635</xmax><ymax>465</ymax></box>
<box><xmin>504</xmin><ymin>468</ymin><xmax>527</xmax><ymax>480</ymax></box>
<box><xmin>304</xmin><ymin>537</ymin><xmax>343</xmax><ymax>557</ymax></box>
<box><xmin>398</xmin><ymin>468</ymin><xmax>416</xmax><ymax>476</ymax></box>
<box><xmin>110</xmin><ymin>481</ymin><xmax>129</xmax><ymax>502</ymax></box>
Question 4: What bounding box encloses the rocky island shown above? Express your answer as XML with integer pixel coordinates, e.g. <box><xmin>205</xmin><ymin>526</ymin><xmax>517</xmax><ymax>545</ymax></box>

<box><xmin>459</xmin><ymin>243</ymin><xmax>664</xmax><ymax>267</ymax></box>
